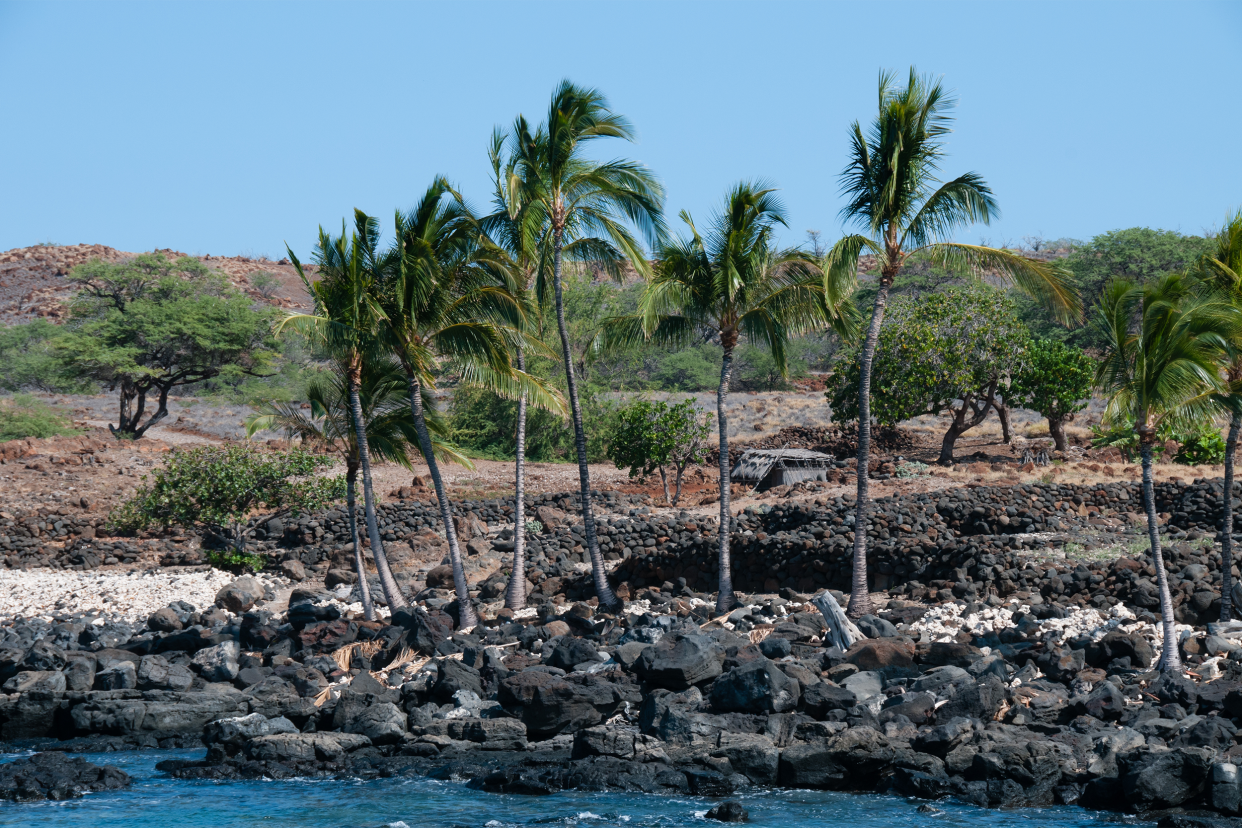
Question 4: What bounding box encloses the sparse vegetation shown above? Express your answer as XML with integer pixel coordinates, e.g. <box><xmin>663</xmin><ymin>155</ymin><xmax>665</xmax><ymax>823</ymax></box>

<box><xmin>0</xmin><ymin>394</ymin><xmax>80</xmax><ymax>441</ymax></box>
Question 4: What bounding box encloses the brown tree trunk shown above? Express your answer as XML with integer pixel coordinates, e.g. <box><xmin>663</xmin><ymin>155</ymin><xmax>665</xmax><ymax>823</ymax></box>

<box><xmin>1141</xmin><ymin>442</ymin><xmax>1182</xmax><ymax>672</ymax></box>
<box><xmin>551</xmin><ymin>230</ymin><xmax>620</xmax><ymax>613</ymax></box>
<box><xmin>406</xmin><ymin>374</ymin><xmax>476</xmax><ymax>628</ymax></box>
<box><xmin>938</xmin><ymin>386</ymin><xmax>997</xmax><ymax>465</ymax></box>
<box><xmin>995</xmin><ymin>399</ymin><xmax>1012</xmax><ymax>444</ymax></box>
<box><xmin>715</xmin><ymin>342</ymin><xmax>736</xmax><ymax>615</ymax></box>
<box><xmin>506</xmin><ymin>348</ymin><xmax>528</xmax><ymax>611</ymax></box>
<box><xmin>345</xmin><ymin>465</ymin><xmax>375</xmax><ymax>621</ymax></box>
<box><xmin>658</xmin><ymin>466</ymin><xmax>671</xmax><ymax>505</ymax></box>
<box><xmin>1222</xmin><ymin>412</ymin><xmax>1241</xmax><ymax>622</ymax></box>
<box><xmin>347</xmin><ymin>363</ymin><xmax>406</xmax><ymax>612</ymax></box>
<box><xmin>847</xmin><ymin>278</ymin><xmax>893</xmax><ymax>618</ymax></box>
<box><xmin>1048</xmin><ymin>416</ymin><xmax>1069</xmax><ymax>453</ymax></box>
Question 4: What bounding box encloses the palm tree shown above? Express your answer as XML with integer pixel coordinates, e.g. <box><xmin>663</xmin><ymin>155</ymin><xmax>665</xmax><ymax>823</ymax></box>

<box><xmin>481</xmin><ymin>127</ymin><xmax>552</xmax><ymax>611</ymax></box>
<box><xmin>381</xmin><ymin>181</ymin><xmax>562</xmax><ymax>628</ymax></box>
<box><xmin>281</xmin><ymin>215</ymin><xmax>409</xmax><ymax>612</ymax></box>
<box><xmin>826</xmin><ymin>68</ymin><xmax>1080</xmax><ymax>617</ymax></box>
<box><xmin>609</xmin><ymin>182</ymin><xmax>854</xmax><ymax>614</ymax></box>
<box><xmin>1192</xmin><ymin>209</ymin><xmax>1242</xmax><ymax>620</ymax></box>
<box><xmin>510</xmin><ymin>80</ymin><xmax>667</xmax><ymax>613</ymax></box>
<box><xmin>245</xmin><ymin>357</ymin><xmax>465</xmax><ymax>620</ymax></box>
<box><xmin>1096</xmin><ymin>273</ymin><xmax>1236</xmax><ymax>672</ymax></box>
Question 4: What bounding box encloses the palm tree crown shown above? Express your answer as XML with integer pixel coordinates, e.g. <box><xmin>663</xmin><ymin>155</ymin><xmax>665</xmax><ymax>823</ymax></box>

<box><xmin>614</xmin><ymin>181</ymin><xmax>853</xmax><ymax>613</ymax></box>
<box><xmin>829</xmin><ymin>68</ymin><xmax>1080</xmax><ymax>618</ymax></box>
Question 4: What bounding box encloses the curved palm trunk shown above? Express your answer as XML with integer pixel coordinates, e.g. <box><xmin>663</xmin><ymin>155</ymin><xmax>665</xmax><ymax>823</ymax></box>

<box><xmin>552</xmin><ymin>232</ymin><xmax>621</xmax><ymax>613</ymax></box>
<box><xmin>406</xmin><ymin>375</ymin><xmax>477</xmax><ymax>628</ymax></box>
<box><xmin>715</xmin><ymin>345</ymin><xmax>736</xmax><ymax>615</ymax></box>
<box><xmin>347</xmin><ymin>365</ymin><xmax>407</xmax><ymax>611</ymax></box>
<box><xmin>1141</xmin><ymin>443</ymin><xmax>1182</xmax><ymax>672</ymax></box>
<box><xmin>345</xmin><ymin>464</ymin><xmax>375</xmax><ymax>622</ymax></box>
<box><xmin>847</xmin><ymin>280</ymin><xmax>892</xmax><ymax>618</ymax></box>
<box><xmin>1221</xmin><ymin>412</ymin><xmax>1241</xmax><ymax>622</ymax></box>
<box><xmin>506</xmin><ymin>348</ymin><xmax>529</xmax><ymax>611</ymax></box>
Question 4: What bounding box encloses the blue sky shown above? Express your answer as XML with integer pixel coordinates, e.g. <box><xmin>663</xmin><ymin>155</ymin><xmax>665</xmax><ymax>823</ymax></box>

<box><xmin>1</xmin><ymin>0</ymin><xmax>1239</xmax><ymax>259</ymax></box>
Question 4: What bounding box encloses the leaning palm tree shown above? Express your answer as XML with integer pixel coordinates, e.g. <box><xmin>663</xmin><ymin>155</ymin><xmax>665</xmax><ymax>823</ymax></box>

<box><xmin>380</xmin><ymin>182</ymin><xmax>562</xmax><ymax>628</ymax></box>
<box><xmin>281</xmin><ymin>216</ymin><xmax>410</xmax><ymax>612</ymax></box>
<box><xmin>481</xmin><ymin>127</ymin><xmax>553</xmax><ymax>611</ymax></box>
<box><xmin>510</xmin><ymin>80</ymin><xmax>667</xmax><ymax>613</ymax></box>
<box><xmin>609</xmin><ymin>182</ymin><xmax>854</xmax><ymax>614</ymax></box>
<box><xmin>827</xmin><ymin>68</ymin><xmax>1080</xmax><ymax>617</ymax></box>
<box><xmin>1096</xmin><ymin>273</ymin><xmax>1236</xmax><ymax>672</ymax></box>
<box><xmin>245</xmin><ymin>356</ymin><xmax>468</xmax><ymax>620</ymax></box>
<box><xmin>1191</xmin><ymin>208</ymin><xmax>1242</xmax><ymax>620</ymax></box>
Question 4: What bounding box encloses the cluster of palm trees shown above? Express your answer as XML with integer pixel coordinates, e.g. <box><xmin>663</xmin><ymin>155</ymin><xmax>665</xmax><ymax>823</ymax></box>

<box><xmin>248</xmin><ymin>72</ymin><xmax>1241</xmax><ymax>675</ymax></box>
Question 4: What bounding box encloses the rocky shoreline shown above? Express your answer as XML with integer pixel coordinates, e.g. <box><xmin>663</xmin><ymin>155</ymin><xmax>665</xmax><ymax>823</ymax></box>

<box><xmin>5</xmin><ymin>482</ymin><xmax>1242</xmax><ymax>822</ymax></box>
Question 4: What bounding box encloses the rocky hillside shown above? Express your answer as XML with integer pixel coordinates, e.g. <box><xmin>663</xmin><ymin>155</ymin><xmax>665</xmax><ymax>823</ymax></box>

<box><xmin>0</xmin><ymin>243</ymin><xmax>312</xmax><ymax>323</ymax></box>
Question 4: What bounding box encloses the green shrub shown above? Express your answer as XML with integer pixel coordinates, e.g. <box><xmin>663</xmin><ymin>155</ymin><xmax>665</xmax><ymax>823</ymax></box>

<box><xmin>649</xmin><ymin>346</ymin><xmax>720</xmax><ymax>391</ymax></box>
<box><xmin>1173</xmin><ymin>426</ymin><xmax>1228</xmax><ymax>465</ymax></box>
<box><xmin>607</xmin><ymin>398</ymin><xmax>712</xmax><ymax>504</ymax></box>
<box><xmin>450</xmin><ymin>384</ymin><xmax>618</xmax><ymax>463</ymax></box>
<box><xmin>0</xmin><ymin>394</ymin><xmax>81</xmax><ymax>441</ymax></box>
<box><xmin>109</xmin><ymin>444</ymin><xmax>344</xmax><ymax>564</ymax></box>
<box><xmin>0</xmin><ymin>320</ymin><xmax>91</xmax><ymax>393</ymax></box>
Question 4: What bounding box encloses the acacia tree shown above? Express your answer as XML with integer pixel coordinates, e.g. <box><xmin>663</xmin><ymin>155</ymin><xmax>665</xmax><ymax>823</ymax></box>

<box><xmin>829</xmin><ymin>286</ymin><xmax>1027</xmax><ymax>464</ymax></box>
<box><xmin>608</xmin><ymin>398</ymin><xmax>713</xmax><ymax>506</ymax></box>
<box><xmin>383</xmin><ymin>182</ymin><xmax>561</xmax><ymax>628</ymax></box>
<box><xmin>59</xmin><ymin>253</ymin><xmax>277</xmax><ymax>438</ymax></box>
<box><xmin>611</xmin><ymin>182</ymin><xmax>852</xmax><ymax>613</ymax></box>
<box><xmin>1096</xmin><ymin>273</ymin><xmax>1237</xmax><ymax>672</ymax></box>
<box><xmin>510</xmin><ymin>80</ymin><xmax>667</xmax><ymax>613</ymax></box>
<box><xmin>826</xmin><ymin>68</ymin><xmax>1079</xmax><ymax>617</ymax></box>
<box><xmin>246</xmin><ymin>356</ymin><xmax>466</xmax><ymax>620</ymax></box>
<box><xmin>1007</xmin><ymin>338</ymin><xmax>1096</xmax><ymax>452</ymax></box>
<box><xmin>1192</xmin><ymin>208</ymin><xmax>1242</xmax><ymax>620</ymax></box>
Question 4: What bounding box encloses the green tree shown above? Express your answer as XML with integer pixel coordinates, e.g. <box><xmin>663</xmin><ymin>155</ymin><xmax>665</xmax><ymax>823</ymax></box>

<box><xmin>0</xmin><ymin>394</ymin><xmax>80</xmax><ymax>441</ymax></box>
<box><xmin>829</xmin><ymin>286</ymin><xmax>1028</xmax><ymax>463</ymax></box>
<box><xmin>1007</xmin><ymin>338</ymin><xmax>1096</xmax><ymax>452</ymax></box>
<box><xmin>246</xmin><ymin>356</ymin><xmax>465</xmax><ymax>620</ymax></box>
<box><xmin>608</xmin><ymin>398</ymin><xmax>712</xmax><ymax>505</ymax></box>
<box><xmin>57</xmin><ymin>253</ymin><xmax>278</xmax><ymax>438</ymax></box>
<box><xmin>510</xmin><ymin>80</ymin><xmax>667</xmax><ymax>613</ymax></box>
<box><xmin>0</xmin><ymin>320</ymin><xmax>87</xmax><ymax>393</ymax></box>
<box><xmin>826</xmin><ymin>68</ymin><xmax>1079</xmax><ymax>617</ymax></box>
<box><xmin>109</xmin><ymin>444</ymin><xmax>343</xmax><ymax>567</ymax></box>
<box><xmin>1095</xmin><ymin>273</ymin><xmax>1237</xmax><ymax>671</ymax></box>
<box><xmin>1020</xmin><ymin>228</ymin><xmax>1215</xmax><ymax>347</ymax></box>
<box><xmin>612</xmin><ymin>182</ymin><xmax>852</xmax><ymax>613</ymax></box>
<box><xmin>383</xmin><ymin>181</ymin><xmax>561</xmax><ymax>627</ymax></box>
<box><xmin>1190</xmin><ymin>208</ymin><xmax>1242</xmax><ymax>620</ymax></box>
<box><xmin>282</xmin><ymin>216</ymin><xmax>408</xmax><ymax>613</ymax></box>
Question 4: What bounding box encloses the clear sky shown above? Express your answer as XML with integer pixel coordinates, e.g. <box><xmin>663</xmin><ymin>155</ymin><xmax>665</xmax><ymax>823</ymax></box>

<box><xmin>1</xmin><ymin>0</ymin><xmax>1239</xmax><ymax>259</ymax></box>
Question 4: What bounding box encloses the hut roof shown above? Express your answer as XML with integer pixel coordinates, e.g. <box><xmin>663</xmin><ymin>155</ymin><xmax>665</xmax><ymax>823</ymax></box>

<box><xmin>730</xmin><ymin>448</ymin><xmax>834</xmax><ymax>483</ymax></box>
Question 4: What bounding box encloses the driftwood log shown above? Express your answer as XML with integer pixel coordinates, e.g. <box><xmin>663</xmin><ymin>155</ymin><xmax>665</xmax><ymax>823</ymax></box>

<box><xmin>811</xmin><ymin>590</ymin><xmax>864</xmax><ymax>650</ymax></box>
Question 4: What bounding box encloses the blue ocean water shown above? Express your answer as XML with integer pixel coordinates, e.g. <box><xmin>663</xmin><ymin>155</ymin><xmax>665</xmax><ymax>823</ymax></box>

<box><xmin>0</xmin><ymin>750</ymin><xmax>1151</xmax><ymax>828</ymax></box>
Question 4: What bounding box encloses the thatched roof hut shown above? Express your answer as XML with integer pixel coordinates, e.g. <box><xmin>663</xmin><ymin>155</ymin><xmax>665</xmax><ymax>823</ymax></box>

<box><xmin>730</xmin><ymin>448</ymin><xmax>836</xmax><ymax>492</ymax></box>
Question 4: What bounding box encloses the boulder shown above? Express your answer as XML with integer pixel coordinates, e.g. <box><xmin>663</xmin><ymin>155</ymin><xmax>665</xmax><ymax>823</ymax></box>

<box><xmin>190</xmin><ymin>640</ymin><xmax>240</xmax><ymax>683</ymax></box>
<box><xmin>93</xmin><ymin>661</ymin><xmax>137</xmax><ymax>691</ymax></box>
<box><xmin>855</xmin><ymin>615</ymin><xmax>899</xmax><ymax>639</ymax></box>
<box><xmin>244</xmin><ymin>731</ymin><xmax>371</xmax><ymax>762</ymax></box>
<box><xmin>19</xmin><ymin>641</ymin><xmax>66</xmax><ymax>673</ymax></box>
<box><xmin>548</xmin><ymin>638</ymin><xmax>600</xmax><ymax>672</ymax></box>
<box><xmin>343</xmin><ymin>701</ymin><xmax>407</xmax><ymax>745</ymax></box>
<box><xmin>535</xmin><ymin>506</ymin><xmax>567</xmax><ymax>530</ymax></box>
<box><xmin>1121</xmin><ymin>746</ymin><xmax>1215</xmax><ymax>809</ymax></box>
<box><xmin>634</xmin><ymin>634</ymin><xmax>723</xmax><ymax>690</ymax></box>
<box><xmin>845</xmin><ymin>638</ymin><xmax>915</xmax><ymax>674</ymax></box>
<box><xmin>800</xmin><ymin>682</ymin><xmax>857</xmax><ymax>719</ymax></box>
<box><xmin>215</xmin><ymin>576</ymin><xmax>264</xmax><ymax>613</ymax></box>
<box><xmin>2</xmin><ymin>671</ymin><xmax>66</xmax><ymax>693</ymax></box>
<box><xmin>713</xmin><ymin>733</ymin><xmax>779</xmax><ymax>785</ymax></box>
<box><xmin>1213</xmin><ymin>762</ymin><xmax>1242</xmax><ymax>815</ymax></box>
<box><xmin>0</xmin><ymin>752</ymin><xmax>131</xmax><ymax>802</ymax></box>
<box><xmin>778</xmin><ymin>727</ymin><xmax>895</xmax><ymax>788</ymax></box>
<box><xmin>710</xmin><ymin>659</ymin><xmax>800</xmax><ymax>714</ymax></box>
<box><xmin>203</xmin><ymin>713</ymin><xmax>298</xmax><ymax>755</ymax></box>
<box><xmin>136</xmin><ymin>655</ymin><xmax>194</xmax><ymax>691</ymax></box>
<box><xmin>433</xmin><ymin>658</ymin><xmax>483</xmax><ymax>703</ymax></box>
<box><xmin>499</xmin><ymin>671</ymin><xmax>628</xmax><ymax>738</ymax></box>
<box><xmin>147</xmin><ymin>608</ymin><xmax>183</xmax><ymax>632</ymax></box>
<box><xmin>705</xmin><ymin>802</ymin><xmax>749</xmax><ymax>823</ymax></box>
<box><xmin>62</xmin><ymin>654</ymin><xmax>96</xmax><ymax>692</ymax></box>
<box><xmin>418</xmin><ymin>717</ymin><xmax>528</xmax><ymax>750</ymax></box>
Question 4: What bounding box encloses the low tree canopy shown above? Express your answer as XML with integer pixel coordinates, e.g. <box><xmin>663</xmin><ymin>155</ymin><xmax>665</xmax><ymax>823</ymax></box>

<box><xmin>1007</xmin><ymin>339</ymin><xmax>1096</xmax><ymax>452</ymax></box>
<box><xmin>828</xmin><ymin>285</ymin><xmax>1028</xmax><ymax>463</ymax></box>
<box><xmin>109</xmin><ymin>444</ymin><xmax>343</xmax><ymax>569</ymax></box>
<box><xmin>608</xmin><ymin>397</ymin><xmax>712</xmax><ymax>505</ymax></box>
<box><xmin>56</xmin><ymin>253</ymin><xmax>278</xmax><ymax>438</ymax></box>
